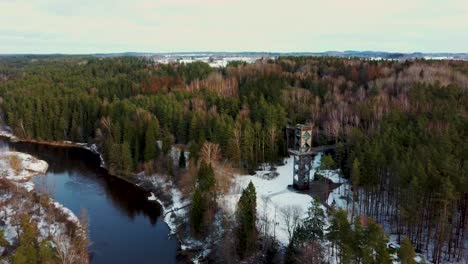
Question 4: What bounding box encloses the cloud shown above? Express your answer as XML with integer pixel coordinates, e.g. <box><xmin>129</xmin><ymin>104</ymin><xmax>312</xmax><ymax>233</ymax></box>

<box><xmin>0</xmin><ymin>0</ymin><xmax>466</xmax><ymax>53</ymax></box>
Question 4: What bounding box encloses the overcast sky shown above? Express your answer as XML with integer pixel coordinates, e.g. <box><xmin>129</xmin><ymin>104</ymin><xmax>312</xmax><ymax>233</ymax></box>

<box><xmin>1</xmin><ymin>0</ymin><xmax>467</xmax><ymax>54</ymax></box>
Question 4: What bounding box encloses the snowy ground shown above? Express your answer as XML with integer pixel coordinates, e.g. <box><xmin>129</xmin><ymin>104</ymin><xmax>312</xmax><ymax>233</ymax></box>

<box><xmin>221</xmin><ymin>153</ymin><xmax>325</xmax><ymax>245</ymax></box>
<box><xmin>145</xmin><ymin>174</ymin><xmax>188</xmax><ymax>236</ymax></box>
<box><xmin>318</xmin><ymin>169</ymin><xmax>351</xmax><ymax>211</ymax></box>
<box><xmin>153</xmin><ymin>55</ymin><xmax>262</xmax><ymax>68</ymax></box>
<box><xmin>0</xmin><ymin>129</ymin><xmax>18</xmax><ymax>141</ymax></box>
<box><xmin>0</xmin><ymin>151</ymin><xmax>48</xmax><ymax>191</ymax></box>
<box><xmin>221</xmin><ymin>153</ymin><xmax>431</xmax><ymax>264</ymax></box>
<box><xmin>144</xmin><ymin>173</ymin><xmax>216</xmax><ymax>262</ymax></box>
<box><xmin>0</xmin><ymin>149</ymin><xmax>83</xmax><ymax>259</ymax></box>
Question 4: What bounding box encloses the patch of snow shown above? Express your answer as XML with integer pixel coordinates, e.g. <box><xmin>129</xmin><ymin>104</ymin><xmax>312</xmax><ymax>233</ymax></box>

<box><xmin>52</xmin><ymin>201</ymin><xmax>80</xmax><ymax>224</ymax></box>
<box><xmin>222</xmin><ymin>153</ymin><xmax>324</xmax><ymax>245</ymax></box>
<box><xmin>147</xmin><ymin>192</ymin><xmax>157</xmax><ymax>201</ymax></box>
<box><xmin>0</xmin><ymin>149</ymin><xmax>81</xmax><ymax>253</ymax></box>
<box><xmin>0</xmin><ymin>151</ymin><xmax>48</xmax><ymax>188</ymax></box>
<box><xmin>83</xmin><ymin>143</ymin><xmax>106</xmax><ymax>168</ymax></box>
<box><xmin>0</xmin><ymin>127</ymin><xmax>18</xmax><ymax>141</ymax></box>
<box><xmin>146</xmin><ymin>175</ymin><xmax>189</xmax><ymax>235</ymax></box>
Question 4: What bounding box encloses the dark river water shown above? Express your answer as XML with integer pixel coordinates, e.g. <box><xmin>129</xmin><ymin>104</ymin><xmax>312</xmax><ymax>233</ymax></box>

<box><xmin>0</xmin><ymin>138</ymin><xmax>178</xmax><ymax>264</ymax></box>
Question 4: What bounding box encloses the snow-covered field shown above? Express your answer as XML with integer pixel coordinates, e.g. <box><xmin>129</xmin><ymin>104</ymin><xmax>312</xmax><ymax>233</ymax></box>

<box><xmin>153</xmin><ymin>55</ymin><xmax>262</xmax><ymax>68</ymax></box>
<box><xmin>222</xmin><ymin>153</ymin><xmax>326</xmax><ymax>245</ymax></box>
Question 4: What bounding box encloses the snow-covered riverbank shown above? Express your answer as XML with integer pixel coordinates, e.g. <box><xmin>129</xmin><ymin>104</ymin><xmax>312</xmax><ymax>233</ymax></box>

<box><xmin>0</xmin><ymin>150</ymin><xmax>86</xmax><ymax>262</ymax></box>
<box><xmin>143</xmin><ymin>173</ymin><xmax>214</xmax><ymax>262</ymax></box>
<box><xmin>0</xmin><ymin>129</ymin><xmax>187</xmax><ymax>255</ymax></box>
<box><xmin>0</xmin><ymin>150</ymin><xmax>48</xmax><ymax>187</ymax></box>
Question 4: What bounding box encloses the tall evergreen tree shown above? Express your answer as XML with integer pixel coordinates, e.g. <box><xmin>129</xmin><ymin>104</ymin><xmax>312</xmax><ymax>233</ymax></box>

<box><xmin>120</xmin><ymin>142</ymin><xmax>133</xmax><ymax>176</ymax></box>
<box><xmin>190</xmin><ymin>187</ymin><xmax>204</xmax><ymax>234</ymax></box>
<box><xmin>320</xmin><ymin>154</ymin><xmax>336</xmax><ymax>170</ymax></box>
<box><xmin>236</xmin><ymin>181</ymin><xmax>257</xmax><ymax>258</ymax></box>
<box><xmin>144</xmin><ymin>118</ymin><xmax>160</xmax><ymax>161</ymax></box>
<box><xmin>399</xmin><ymin>237</ymin><xmax>416</xmax><ymax>264</ymax></box>
<box><xmin>297</xmin><ymin>200</ymin><xmax>325</xmax><ymax>242</ymax></box>
<box><xmin>178</xmin><ymin>150</ymin><xmax>186</xmax><ymax>169</ymax></box>
<box><xmin>351</xmin><ymin>158</ymin><xmax>361</xmax><ymax>219</ymax></box>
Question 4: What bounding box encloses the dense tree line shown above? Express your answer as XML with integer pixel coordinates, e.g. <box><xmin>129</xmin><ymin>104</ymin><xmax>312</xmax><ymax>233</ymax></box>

<box><xmin>0</xmin><ymin>57</ymin><xmax>287</xmax><ymax>175</ymax></box>
<box><xmin>0</xmin><ymin>56</ymin><xmax>466</xmax><ymax>262</ymax></box>
<box><xmin>339</xmin><ymin>84</ymin><xmax>467</xmax><ymax>263</ymax></box>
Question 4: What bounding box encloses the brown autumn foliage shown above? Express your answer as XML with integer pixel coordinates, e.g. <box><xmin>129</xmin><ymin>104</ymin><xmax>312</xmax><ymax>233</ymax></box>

<box><xmin>187</xmin><ymin>72</ymin><xmax>239</xmax><ymax>97</ymax></box>
<box><xmin>9</xmin><ymin>155</ymin><xmax>22</xmax><ymax>175</ymax></box>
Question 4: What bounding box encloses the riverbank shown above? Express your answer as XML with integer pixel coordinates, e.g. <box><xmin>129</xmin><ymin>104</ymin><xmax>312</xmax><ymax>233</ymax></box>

<box><xmin>0</xmin><ymin>150</ymin><xmax>88</xmax><ymax>263</ymax></box>
<box><xmin>0</xmin><ymin>130</ymin><xmax>196</xmax><ymax>261</ymax></box>
<box><xmin>0</xmin><ymin>130</ymin><xmax>105</xmax><ymax>168</ymax></box>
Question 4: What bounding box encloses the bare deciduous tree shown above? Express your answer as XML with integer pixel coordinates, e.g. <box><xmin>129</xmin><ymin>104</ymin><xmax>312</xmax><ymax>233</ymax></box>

<box><xmin>280</xmin><ymin>205</ymin><xmax>302</xmax><ymax>241</ymax></box>
<box><xmin>201</xmin><ymin>142</ymin><xmax>221</xmax><ymax>166</ymax></box>
<box><xmin>296</xmin><ymin>241</ymin><xmax>324</xmax><ymax>264</ymax></box>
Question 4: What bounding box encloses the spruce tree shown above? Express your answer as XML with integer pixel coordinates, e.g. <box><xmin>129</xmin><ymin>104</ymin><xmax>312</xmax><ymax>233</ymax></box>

<box><xmin>178</xmin><ymin>150</ymin><xmax>186</xmax><ymax>169</ymax></box>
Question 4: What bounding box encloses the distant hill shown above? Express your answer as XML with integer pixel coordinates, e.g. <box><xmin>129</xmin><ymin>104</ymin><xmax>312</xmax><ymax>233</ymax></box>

<box><xmin>1</xmin><ymin>51</ymin><xmax>467</xmax><ymax>60</ymax></box>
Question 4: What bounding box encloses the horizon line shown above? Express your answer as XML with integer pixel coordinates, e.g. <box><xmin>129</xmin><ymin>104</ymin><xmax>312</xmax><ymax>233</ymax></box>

<box><xmin>1</xmin><ymin>50</ymin><xmax>468</xmax><ymax>56</ymax></box>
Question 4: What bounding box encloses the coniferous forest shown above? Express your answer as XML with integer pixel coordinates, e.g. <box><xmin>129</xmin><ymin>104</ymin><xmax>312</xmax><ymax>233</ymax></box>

<box><xmin>0</xmin><ymin>56</ymin><xmax>466</xmax><ymax>263</ymax></box>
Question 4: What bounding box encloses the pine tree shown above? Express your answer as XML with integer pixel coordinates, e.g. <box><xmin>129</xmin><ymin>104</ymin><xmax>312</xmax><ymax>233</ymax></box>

<box><xmin>12</xmin><ymin>215</ymin><xmax>39</xmax><ymax>264</ymax></box>
<box><xmin>287</xmin><ymin>200</ymin><xmax>326</xmax><ymax>263</ymax></box>
<box><xmin>144</xmin><ymin>119</ymin><xmax>160</xmax><ymax>161</ymax></box>
<box><xmin>302</xmin><ymin>200</ymin><xmax>325</xmax><ymax>241</ymax></box>
<box><xmin>327</xmin><ymin>209</ymin><xmax>352</xmax><ymax>263</ymax></box>
<box><xmin>38</xmin><ymin>240</ymin><xmax>57</xmax><ymax>263</ymax></box>
<box><xmin>351</xmin><ymin>158</ymin><xmax>361</xmax><ymax>219</ymax></box>
<box><xmin>399</xmin><ymin>237</ymin><xmax>416</xmax><ymax>264</ymax></box>
<box><xmin>320</xmin><ymin>154</ymin><xmax>336</xmax><ymax>170</ymax></box>
<box><xmin>367</xmin><ymin>220</ymin><xmax>391</xmax><ymax>264</ymax></box>
<box><xmin>0</xmin><ymin>230</ymin><xmax>8</xmax><ymax>247</ymax></box>
<box><xmin>198</xmin><ymin>161</ymin><xmax>215</xmax><ymax>192</ymax></box>
<box><xmin>353</xmin><ymin>216</ymin><xmax>369</xmax><ymax>263</ymax></box>
<box><xmin>241</xmin><ymin>122</ymin><xmax>255</xmax><ymax>173</ymax></box>
<box><xmin>120</xmin><ymin>142</ymin><xmax>133</xmax><ymax>176</ymax></box>
<box><xmin>236</xmin><ymin>181</ymin><xmax>257</xmax><ymax>258</ymax></box>
<box><xmin>190</xmin><ymin>187</ymin><xmax>204</xmax><ymax>233</ymax></box>
<box><xmin>188</xmin><ymin>141</ymin><xmax>201</xmax><ymax>163</ymax></box>
<box><xmin>162</xmin><ymin>132</ymin><xmax>174</xmax><ymax>155</ymax></box>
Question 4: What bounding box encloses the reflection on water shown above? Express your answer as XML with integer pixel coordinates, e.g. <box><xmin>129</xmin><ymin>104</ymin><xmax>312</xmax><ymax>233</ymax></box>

<box><xmin>0</xmin><ymin>138</ymin><xmax>178</xmax><ymax>264</ymax></box>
